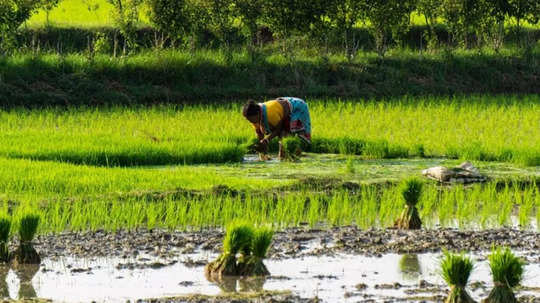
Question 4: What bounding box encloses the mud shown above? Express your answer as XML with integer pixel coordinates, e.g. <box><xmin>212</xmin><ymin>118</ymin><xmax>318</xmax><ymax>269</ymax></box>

<box><xmin>32</xmin><ymin>227</ymin><xmax>539</xmax><ymax>261</ymax></box>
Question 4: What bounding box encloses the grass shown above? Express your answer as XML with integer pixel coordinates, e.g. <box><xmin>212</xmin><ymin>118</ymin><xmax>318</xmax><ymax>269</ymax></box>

<box><xmin>0</xmin><ymin>180</ymin><xmax>536</xmax><ymax>233</ymax></box>
<box><xmin>440</xmin><ymin>251</ymin><xmax>475</xmax><ymax>303</ymax></box>
<box><xmin>485</xmin><ymin>247</ymin><xmax>524</xmax><ymax>303</ymax></box>
<box><xmin>0</xmin><ymin>96</ymin><xmax>537</xmax><ymax>167</ymax></box>
<box><xmin>1</xmin><ymin>47</ymin><xmax>539</xmax><ymax>106</ymax></box>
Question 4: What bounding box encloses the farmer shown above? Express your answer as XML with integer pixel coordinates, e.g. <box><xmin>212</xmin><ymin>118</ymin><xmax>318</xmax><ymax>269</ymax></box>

<box><xmin>242</xmin><ymin>97</ymin><xmax>311</xmax><ymax>159</ymax></box>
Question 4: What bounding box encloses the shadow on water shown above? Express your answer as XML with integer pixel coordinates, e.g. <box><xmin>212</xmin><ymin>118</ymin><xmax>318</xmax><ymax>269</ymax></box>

<box><xmin>399</xmin><ymin>254</ymin><xmax>422</xmax><ymax>281</ymax></box>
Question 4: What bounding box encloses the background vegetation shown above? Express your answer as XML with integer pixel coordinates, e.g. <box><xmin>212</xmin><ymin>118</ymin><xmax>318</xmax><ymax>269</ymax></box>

<box><xmin>0</xmin><ymin>0</ymin><xmax>539</xmax><ymax>104</ymax></box>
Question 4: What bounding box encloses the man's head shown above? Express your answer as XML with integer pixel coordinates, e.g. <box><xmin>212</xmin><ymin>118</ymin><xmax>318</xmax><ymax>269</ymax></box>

<box><xmin>242</xmin><ymin>100</ymin><xmax>260</xmax><ymax>123</ymax></box>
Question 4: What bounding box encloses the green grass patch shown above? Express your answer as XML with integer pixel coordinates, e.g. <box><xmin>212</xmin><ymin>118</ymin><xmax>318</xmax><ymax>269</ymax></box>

<box><xmin>0</xmin><ymin>96</ymin><xmax>537</xmax><ymax>166</ymax></box>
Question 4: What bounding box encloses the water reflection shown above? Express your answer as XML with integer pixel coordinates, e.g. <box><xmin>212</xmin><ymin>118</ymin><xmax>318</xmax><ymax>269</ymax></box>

<box><xmin>206</xmin><ymin>273</ymin><xmax>266</xmax><ymax>293</ymax></box>
<box><xmin>398</xmin><ymin>254</ymin><xmax>421</xmax><ymax>281</ymax></box>
<box><xmin>0</xmin><ymin>265</ymin><xmax>8</xmax><ymax>298</ymax></box>
<box><xmin>15</xmin><ymin>264</ymin><xmax>39</xmax><ymax>299</ymax></box>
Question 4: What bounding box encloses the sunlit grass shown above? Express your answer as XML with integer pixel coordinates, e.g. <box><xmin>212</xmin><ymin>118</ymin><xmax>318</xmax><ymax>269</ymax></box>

<box><xmin>0</xmin><ymin>180</ymin><xmax>536</xmax><ymax>233</ymax></box>
<box><xmin>0</xmin><ymin>95</ymin><xmax>538</xmax><ymax>166</ymax></box>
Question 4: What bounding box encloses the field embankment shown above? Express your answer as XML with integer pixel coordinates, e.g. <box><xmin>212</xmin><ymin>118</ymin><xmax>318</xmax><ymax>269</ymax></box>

<box><xmin>1</xmin><ymin>49</ymin><xmax>539</xmax><ymax>106</ymax></box>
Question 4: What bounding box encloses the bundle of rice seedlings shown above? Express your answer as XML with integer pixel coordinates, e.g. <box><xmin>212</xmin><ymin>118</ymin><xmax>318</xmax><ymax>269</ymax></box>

<box><xmin>0</xmin><ymin>218</ymin><xmax>11</xmax><ymax>263</ymax></box>
<box><xmin>395</xmin><ymin>177</ymin><xmax>423</xmax><ymax>229</ymax></box>
<box><xmin>241</xmin><ymin>227</ymin><xmax>273</xmax><ymax>276</ymax></box>
<box><xmin>482</xmin><ymin>247</ymin><xmax>524</xmax><ymax>303</ymax></box>
<box><xmin>247</xmin><ymin>138</ymin><xmax>270</xmax><ymax>161</ymax></box>
<box><xmin>441</xmin><ymin>251</ymin><xmax>476</xmax><ymax>303</ymax></box>
<box><xmin>205</xmin><ymin>222</ymin><xmax>254</xmax><ymax>279</ymax></box>
<box><xmin>12</xmin><ymin>214</ymin><xmax>41</xmax><ymax>265</ymax></box>
<box><xmin>281</xmin><ymin>137</ymin><xmax>303</xmax><ymax>161</ymax></box>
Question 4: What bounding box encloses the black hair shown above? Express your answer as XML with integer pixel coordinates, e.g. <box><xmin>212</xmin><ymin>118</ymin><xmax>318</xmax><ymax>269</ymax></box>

<box><xmin>242</xmin><ymin>100</ymin><xmax>260</xmax><ymax>117</ymax></box>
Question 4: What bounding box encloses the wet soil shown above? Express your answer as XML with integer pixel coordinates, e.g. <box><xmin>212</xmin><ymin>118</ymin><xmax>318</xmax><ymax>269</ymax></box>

<box><xmin>33</xmin><ymin>226</ymin><xmax>539</xmax><ymax>262</ymax></box>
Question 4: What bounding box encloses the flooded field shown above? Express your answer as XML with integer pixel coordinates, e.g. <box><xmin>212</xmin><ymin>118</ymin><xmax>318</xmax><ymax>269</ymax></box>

<box><xmin>3</xmin><ymin>250</ymin><xmax>539</xmax><ymax>302</ymax></box>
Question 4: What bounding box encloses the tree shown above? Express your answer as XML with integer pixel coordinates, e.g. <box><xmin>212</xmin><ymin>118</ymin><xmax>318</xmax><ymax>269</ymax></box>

<box><xmin>107</xmin><ymin>0</ymin><xmax>143</xmax><ymax>54</ymax></box>
<box><xmin>39</xmin><ymin>0</ymin><xmax>59</xmax><ymax>26</ymax></box>
<box><xmin>261</xmin><ymin>0</ymin><xmax>327</xmax><ymax>38</ymax></box>
<box><xmin>417</xmin><ymin>0</ymin><xmax>443</xmax><ymax>49</ymax></box>
<box><xmin>0</xmin><ymin>0</ymin><xmax>41</xmax><ymax>54</ymax></box>
<box><xmin>326</xmin><ymin>0</ymin><xmax>365</xmax><ymax>59</ymax></box>
<box><xmin>439</xmin><ymin>0</ymin><xmax>494</xmax><ymax>48</ymax></box>
<box><xmin>146</xmin><ymin>0</ymin><xmax>190</xmax><ymax>47</ymax></box>
<box><xmin>232</xmin><ymin>0</ymin><xmax>263</xmax><ymax>44</ymax></box>
<box><xmin>361</xmin><ymin>0</ymin><xmax>416</xmax><ymax>56</ymax></box>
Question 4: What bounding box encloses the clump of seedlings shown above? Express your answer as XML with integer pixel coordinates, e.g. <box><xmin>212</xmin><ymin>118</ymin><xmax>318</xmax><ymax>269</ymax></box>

<box><xmin>441</xmin><ymin>251</ymin><xmax>476</xmax><ymax>303</ymax></box>
<box><xmin>395</xmin><ymin>177</ymin><xmax>423</xmax><ymax>229</ymax></box>
<box><xmin>12</xmin><ymin>214</ymin><xmax>41</xmax><ymax>265</ymax></box>
<box><xmin>206</xmin><ymin>223</ymin><xmax>273</xmax><ymax>280</ymax></box>
<box><xmin>281</xmin><ymin>137</ymin><xmax>303</xmax><ymax>161</ymax></box>
<box><xmin>0</xmin><ymin>218</ymin><xmax>11</xmax><ymax>263</ymax></box>
<box><xmin>240</xmin><ymin>227</ymin><xmax>273</xmax><ymax>276</ymax></box>
<box><xmin>205</xmin><ymin>222</ymin><xmax>253</xmax><ymax>279</ymax></box>
<box><xmin>482</xmin><ymin>247</ymin><xmax>524</xmax><ymax>303</ymax></box>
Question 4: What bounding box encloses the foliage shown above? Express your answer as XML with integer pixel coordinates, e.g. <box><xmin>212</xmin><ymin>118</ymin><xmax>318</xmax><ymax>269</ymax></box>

<box><xmin>439</xmin><ymin>0</ymin><xmax>496</xmax><ymax>48</ymax></box>
<box><xmin>261</xmin><ymin>0</ymin><xmax>326</xmax><ymax>38</ymax></box>
<box><xmin>146</xmin><ymin>0</ymin><xmax>190</xmax><ymax>45</ymax></box>
<box><xmin>107</xmin><ymin>0</ymin><xmax>143</xmax><ymax>53</ymax></box>
<box><xmin>361</xmin><ymin>0</ymin><xmax>416</xmax><ymax>56</ymax></box>
<box><xmin>0</xmin><ymin>0</ymin><xmax>41</xmax><ymax>53</ymax></box>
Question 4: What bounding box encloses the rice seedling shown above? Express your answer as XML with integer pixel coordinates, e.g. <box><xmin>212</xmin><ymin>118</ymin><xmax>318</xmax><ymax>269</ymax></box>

<box><xmin>281</xmin><ymin>137</ymin><xmax>303</xmax><ymax>161</ymax></box>
<box><xmin>205</xmin><ymin>221</ymin><xmax>254</xmax><ymax>278</ymax></box>
<box><xmin>440</xmin><ymin>251</ymin><xmax>475</xmax><ymax>303</ymax></box>
<box><xmin>0</xmin><ymin>95</ymin><xmax>536</xmax><ymax>167</ymax></box>
<box><xmin>13</xmin><ymin>214</ymin><xmax>41</xmax><ymax>265</ymax></box>
<box><xmin>344</xmin><ymin>157</ymin><xmax>356</xmax><ymax>174</ymax></box>
<box><xmin>0</xmin><ymin>218</ymin><xmax>11</xmax><ymax>262</ymax></box>
<box><xmin>483</xmin><ymin>247</ymin><xmax>524</xmax><ymax>303</ymax></box>
<box><xmin>240</xmin><ymin>227</ymin><xmax>274</xmax><ymax>276</ymax></box>
<box><xmin>395</xmin><ymin>177</ymin><xmax>423</xmax><ymax>229</ymax></box>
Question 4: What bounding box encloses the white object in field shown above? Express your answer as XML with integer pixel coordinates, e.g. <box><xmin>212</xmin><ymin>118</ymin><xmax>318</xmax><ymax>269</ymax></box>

<box><xmin>422</xmin><ymin>161</ymin><xmax>486</xmax><ymax>183</ymax></box>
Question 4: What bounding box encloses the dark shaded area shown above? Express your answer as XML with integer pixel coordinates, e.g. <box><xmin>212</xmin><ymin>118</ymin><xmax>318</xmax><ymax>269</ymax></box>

<box><xmin>0</xmin><ymin>50</ymin><xmax>539</xmax><ymax>107</ymax></box>
<box><xmin>14</xmin><ymin>25</ymin><xmax>540</xmax><ymax>53</ymax></box>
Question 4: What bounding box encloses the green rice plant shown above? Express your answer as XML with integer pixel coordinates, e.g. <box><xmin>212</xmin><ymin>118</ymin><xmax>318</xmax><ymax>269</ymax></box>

<box><xmin>483</xmin><ymin>247</ymin><xmax>524</xmax><ymax>303</ymax></box>
<box><xmin>205</xmin><ymin>221</ymin><xmax>254</xmax><ymax>278</ymax></box>
<box><xmin>0</xmin><ymin>217</ymin><xmax>11</xmax><ymax>262</ymax></box>
<box><xmin>13</xmin><ymin>214</ymin><xmax>41</xmax><ymax>265</ymax></box>
<box><xmin>395</xmin><ymin>177</ymin><xmax>423</xmax><ymax>229</ymax></box>
<box><xmin>441</xmin><ymin>251</ymin><xmax>475</xmax><ymax>303</ymax></box>
<box><xmin>241</xmin><ymin>227</ymin><xmax>273</xmax><ymax>276</ymax></box>
<box><xmin>281</xmin><ymin>136</ymin><xmax>303</xmax><ymax>161</ymax></box>
<box><xmin>345</xmin><ymin>157</ymin><xmax>355</xmax><ymax>174</ymax></box>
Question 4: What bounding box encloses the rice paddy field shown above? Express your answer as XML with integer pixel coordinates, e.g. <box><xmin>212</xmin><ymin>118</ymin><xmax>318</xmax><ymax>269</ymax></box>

<box><xmin>0</xmin><ymin>94</ymin><xmax>539</xmax><ymax>302</ymax></box>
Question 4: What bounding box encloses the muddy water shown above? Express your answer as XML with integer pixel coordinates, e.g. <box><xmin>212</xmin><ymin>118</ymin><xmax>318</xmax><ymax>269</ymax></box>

<box><xmin>2</xmin><ymin>251</ymin><xmax>539</xmax><ymax>302</ymax></box>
